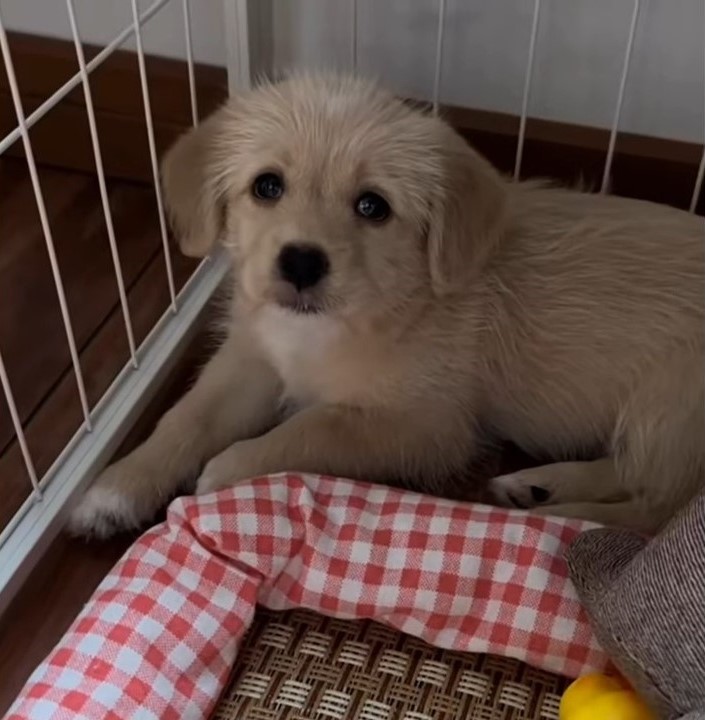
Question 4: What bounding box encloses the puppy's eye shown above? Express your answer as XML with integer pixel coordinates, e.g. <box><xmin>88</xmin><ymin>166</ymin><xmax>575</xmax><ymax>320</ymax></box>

<box><xmin>252</xmin><ymin>172</ymin><xmax>284</xmax><ymax>201</ymax></box>
<box><xmin>355</xmin><ymin>192</ymin><xmax>391</xmax><ymax>222</ymax></box>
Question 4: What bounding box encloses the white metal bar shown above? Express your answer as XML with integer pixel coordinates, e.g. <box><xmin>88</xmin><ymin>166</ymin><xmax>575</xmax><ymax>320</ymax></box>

<box><xmin>514</xmin><ymin>0</ymin><xmax>541</xmax><ymax>180</ymax></box>
<box><xmin>691</xmin><ymin>149</ymin><xmax>705</xmax><ymax>213</ymax></box>
<box><xmin>223</xmin><ymin>0</ymin><xmax>252</xmax><ymax>95</ymax></box>
<box><xmin>182</xmin><ymin>0</ymin><xmax>199</xmax><ymax>126</ymax></box>
<box><xmin>130</xmin><ymin>0</ymin><xmax>178</xmax><ymax>312</ymax></box>
<box><xmin>0</xmin><ymin>351</ymin><xmax>41</xmax><ymax>499</ymax></box>
<box><xmin>0</xmin><ymin>0</ymin><xmax>172</xmax><ymax>157</ymax></box>
<box><xmin>601</xmin><ymin>0</ymin><xmax>641</xmax><ymax>193</ymax></box>
<box><xmin>66</xmin><ymin>0</ymin><xmax>138</xmax><ymax>369</ymax></box>
<box><xmin>0</xmin><ymin>250</ymin><xmax>231</xmax><ymax>617</ymax></box>
<box><xmin>691</xmin><ymin>21</ymin><xmax>705</xmax><ymax>213</ymax></box>
<box><xmin>0</xmin><ymin>9</ymin><xmax>93</xmax><ymax>430</ymax></box>
<box><xmin>350</xmin><ymin>0</ymin><xmax>358</xmax><ymax>72</ymax></box>
<box><xmin>432</xmin><ymin>0</ymin><xmax>446</xmax><ymax>114</ymax></box>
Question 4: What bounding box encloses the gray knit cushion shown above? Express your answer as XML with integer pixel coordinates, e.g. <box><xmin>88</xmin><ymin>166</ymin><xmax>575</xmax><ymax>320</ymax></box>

<box><xmin>566</xmin><ymin>489</ymin><xmax>705</xmax><ymax>719</ymax></box>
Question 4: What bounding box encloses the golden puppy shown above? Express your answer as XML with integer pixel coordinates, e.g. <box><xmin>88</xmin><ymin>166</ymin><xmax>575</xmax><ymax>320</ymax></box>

<box><xmin>70</xmin><ymin>74</ymin><xmax>704</xmax><ymax>538</ymax></box>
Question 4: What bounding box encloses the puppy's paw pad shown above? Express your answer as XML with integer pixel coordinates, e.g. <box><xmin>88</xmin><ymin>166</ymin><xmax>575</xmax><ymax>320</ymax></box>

<box><xmin>68</xmin><ymin>485</ymin><xmax>140</xmax><ymax>539</ymax></box>
<box><xmin>490</xmin><ymin>472</ymin><xmax>552</xmax><ymax>509</ymax></box>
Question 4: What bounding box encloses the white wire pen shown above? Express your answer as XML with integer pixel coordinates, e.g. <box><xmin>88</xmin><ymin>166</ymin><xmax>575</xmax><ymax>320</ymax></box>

<box><xmin>514</xmin><ymin>0</ymin><xmax>541</xmax><ymax>180</ymax></box>
<box><xmin>66</xmin><ymin>0</ymin><xmax>139</xmax><ymax>369</ymax></box>
<box><xmin>0</xmin><ymin>7</ymin><xmax>93</xmax><ymax>431</ymax></box>
<box><xmin>691</xmin><ymin>149</ymin><xmax>705</xmax><ymax>213</ymax></box>
<box><xmin>130</xmin><ymin>0</ymin><xmax>178</xmax><ymax>313</ymax></box>
<box><xmin>601</xmin><ymin>0</ymin><xmax>641</xmax><ymax>193</ymax></box>
<box><xmin>690</xmin><ymin>18</ymin><xmax>705</xmax><ymax>213</ymax></box>
<box><xmin>0</xmin><ymin>351</ymin><xmax>41</xmax><ymax>499</ymax></box>
<box><xmin>182</xmin><ymin>0</ymin><xmax>199</xmax><ymax>126</ymax></box>
<box><xmin>0</xmin><ymin>0</ymin><xmax>172</xmax><ymax>157</ymax></box>
<box><xmin>433</xmin><ymin>0</ymin><xmax>447</xmax><ymax>114</ymax></box>
<box><xmin>350</xmin><ymin>0</ymin><xmax>358</xmax><ymax>72</ymax></box>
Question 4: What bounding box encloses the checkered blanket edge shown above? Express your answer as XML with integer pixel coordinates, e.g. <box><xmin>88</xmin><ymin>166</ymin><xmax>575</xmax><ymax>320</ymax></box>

<box><xmin>5</xmin><ymin>473</ymin><xmax>608</xmax><ymax>720</ymax></box>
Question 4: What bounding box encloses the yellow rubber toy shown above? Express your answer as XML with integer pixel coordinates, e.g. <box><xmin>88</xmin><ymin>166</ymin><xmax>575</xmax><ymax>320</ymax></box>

<box><xmin>560</xmin><ymin>674</ymin><xmax>657</xmax><ymax>720</ymax></box>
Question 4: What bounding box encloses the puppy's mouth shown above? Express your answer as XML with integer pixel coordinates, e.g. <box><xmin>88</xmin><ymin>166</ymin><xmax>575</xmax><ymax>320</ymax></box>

<box><xmin>277</xmin><ymin>297</ymin><xmax>325</xmax><ymax>315</ymax></box>
<box><xmin>273</xmin><ymin>285</ymin><xmax>328</xmax><ymax>315</ymax></box>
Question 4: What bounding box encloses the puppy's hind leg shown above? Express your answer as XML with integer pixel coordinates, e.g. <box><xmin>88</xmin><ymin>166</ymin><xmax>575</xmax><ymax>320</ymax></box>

<box><xmin>490</xmin><ymin>458</ymin><xmax>624</xmax><ymax>510</ymax></box>
<box><xmin>610</xmin><ymin>352</ymin><xmax>704</xmax><ymax>534</ymax></box>
<box><xmin>532</xmin><ymin>499</ymin><xmax>652</xmax><ymax>531</ymax></box>
<box><xmin>490</xmin><ymin>461</ymin><xmax>658</xmax><ymax>533</ymax></box>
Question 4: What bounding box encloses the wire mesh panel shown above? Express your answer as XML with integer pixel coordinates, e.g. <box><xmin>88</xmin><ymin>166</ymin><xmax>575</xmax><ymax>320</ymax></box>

<box><xmin>0</xmin><ymin>0</ymin><xmax>235</xmax><ymax>614</ymax></box>
<box><xmin>0</xmin><ymin>0</ymin><xmax>702</xmax><ymax>617</ymax></box>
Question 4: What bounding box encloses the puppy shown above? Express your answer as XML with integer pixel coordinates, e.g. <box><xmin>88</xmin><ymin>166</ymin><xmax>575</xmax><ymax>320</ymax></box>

<box><xmin>70</xmin><ymin>74</ymin><xmax>704</xmax><ymax>538</ymax></box>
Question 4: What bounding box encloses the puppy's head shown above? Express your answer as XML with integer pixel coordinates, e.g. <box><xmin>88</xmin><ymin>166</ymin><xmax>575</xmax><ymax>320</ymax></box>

<box><xmin>161</xmin><ymin>74</ymin><xmax>506</xmax><ymax>319</ymax></box>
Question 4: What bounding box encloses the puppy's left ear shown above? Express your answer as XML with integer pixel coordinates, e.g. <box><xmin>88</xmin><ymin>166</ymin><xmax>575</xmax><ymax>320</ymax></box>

<box><xmin>428</xmin><ymin>129</ymin><xmax>507</xmax><ymax>293</ymax></box>
<box><xmin>160</xmin><ymin>108</ymin><xmax>229</xmax><ymax>258</ymax></box>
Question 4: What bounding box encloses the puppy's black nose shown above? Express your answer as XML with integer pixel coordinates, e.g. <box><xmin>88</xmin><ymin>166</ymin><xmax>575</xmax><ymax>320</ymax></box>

<box><xmin>277</xmin><ymin>243</ymin><xmax>329</xmax><ymax>290</ymax></box>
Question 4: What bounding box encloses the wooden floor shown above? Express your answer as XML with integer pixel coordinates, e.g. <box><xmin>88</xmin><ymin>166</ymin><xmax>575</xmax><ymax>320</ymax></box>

<box><xmin>0</xmin><ymin>157</ymin><xmax>200</xmax><ymax>713</ymax></box>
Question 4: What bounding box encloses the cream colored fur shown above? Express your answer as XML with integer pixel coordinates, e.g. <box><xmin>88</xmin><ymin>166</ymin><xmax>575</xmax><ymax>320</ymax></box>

<box><xmin>70</xmin><ymin>74</ymin><xmax>704</xmax><ymax>538</ymax></box>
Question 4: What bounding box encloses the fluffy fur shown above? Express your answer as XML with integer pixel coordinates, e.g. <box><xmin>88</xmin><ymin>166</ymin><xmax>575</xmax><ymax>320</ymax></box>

<box><xmin>70</xmin><ymin>74</ymin><xmax>704</xmax><ymax>538</ymax></box>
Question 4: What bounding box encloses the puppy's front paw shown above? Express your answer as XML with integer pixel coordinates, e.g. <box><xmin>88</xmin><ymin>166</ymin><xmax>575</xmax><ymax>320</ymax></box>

<box><xmin>68</xmin><ymin>461</ymin><xmax>157</xmax><ymax>539</ymax></box>
<box><xmin>195</xmin><ymin>465</ymin><xmax>237</xmax><ymax>497</ymax></box>
<box><xmin>489</xmin><ymin>471</ymin><xmax>553</xmax><ymax>510</ymax></box>
<box><xmin>195</xmin><ymin>448</ymin><xmax>255</xmax><ymax>496</ymax></box>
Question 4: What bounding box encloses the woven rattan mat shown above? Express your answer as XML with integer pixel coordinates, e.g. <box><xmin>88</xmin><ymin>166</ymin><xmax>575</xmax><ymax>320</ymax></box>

<box><xmin>212</xmin><ymin>608</ymin><xmax>570</xmax><ymax>719</ymax></box>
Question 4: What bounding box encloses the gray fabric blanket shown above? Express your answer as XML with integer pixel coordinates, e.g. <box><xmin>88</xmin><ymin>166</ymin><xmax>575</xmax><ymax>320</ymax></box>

<box><xmin>567</xmin><ymin>489</ymin><xmax>705</xmax><ymax>720</ymax></box>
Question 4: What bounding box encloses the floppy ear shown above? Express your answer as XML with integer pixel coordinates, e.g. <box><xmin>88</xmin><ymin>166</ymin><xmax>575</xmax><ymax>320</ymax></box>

<box><xmin>160</xmin><ymin>109</ymin><xmax>228</xmax><ymax>258</ymax></box>
<box><xmin>427</xmin><ymin>130</ymin><xmax>507</xmax><ymax>293</ymax></box>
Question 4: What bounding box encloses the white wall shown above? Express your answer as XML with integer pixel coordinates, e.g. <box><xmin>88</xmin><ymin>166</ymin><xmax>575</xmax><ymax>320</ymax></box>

<box><xmin>4</xmin><ymin>0</ymin><xmax>704</xmax><ymax>143</ymax></box>
<box><xmin>1</xmin><ymin>0</ymin><xmax>228</xmax><ymax>66</ymax></box>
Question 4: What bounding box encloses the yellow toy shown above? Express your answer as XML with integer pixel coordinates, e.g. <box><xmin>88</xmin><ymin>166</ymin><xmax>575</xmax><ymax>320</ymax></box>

<box><xmin>560</xmin><ymin>674</ymin><xmax>657</xmax><ymax>720</ymax></box>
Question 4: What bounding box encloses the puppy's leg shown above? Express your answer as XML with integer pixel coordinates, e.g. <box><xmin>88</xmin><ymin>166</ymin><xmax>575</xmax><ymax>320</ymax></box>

<box><xmin>491</xmin><ymin>462</ymin><xmax>656</xmax><ymax>531</ymax></box>
<box><xmin>195</xmin><ymin>404</ymin><xmax>472</xmax><ymax>496</ymax></box>
<box><xmin>611</xmin><ymin>353</ymin><xmax>704</xmax><ymax>532</ymax></box>
<box><xmin>492</xmin><ymin>355</ymin><xmax>704</xmax><ymax>532</ymax></box>
<box><xmin>532</xmin><ymin>500</ymin><xmax>654</xmax><ymax>533</ymax></box>
<box><xmin>490</xmin><ymin>458</ymin><xmax>624</xmax><ymax>509</ymax></box>
<box><xmin>70</xmin><ymin>330</ymin><xmax>281</xmax><ymax>538</ymax></box>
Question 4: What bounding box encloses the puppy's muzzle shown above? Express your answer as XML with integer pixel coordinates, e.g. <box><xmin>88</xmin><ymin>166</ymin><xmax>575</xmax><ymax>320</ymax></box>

<box><xmin>277</xmin><ymin>243</ymin><xmax>329</xmax><ymax>291</ymax></box>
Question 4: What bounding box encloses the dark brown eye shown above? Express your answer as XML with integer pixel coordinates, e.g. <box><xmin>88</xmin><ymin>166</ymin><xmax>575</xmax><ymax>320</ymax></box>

<box><xmin>355</xmin><ymin>192</ymin><xmax>391</xmax><ymax>222</ymax></box>
<box><xmin>252</xmin><ymin>172</ymin><xmax>284</xmax><ymax>201</ymax></box>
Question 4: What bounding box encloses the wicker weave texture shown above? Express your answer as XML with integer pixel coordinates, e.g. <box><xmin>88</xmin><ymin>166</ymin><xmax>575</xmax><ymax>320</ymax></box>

<box><xmin>213</xmin><ymin>609</ymin><xmax>570</xmax><ymax>720</ymax></box>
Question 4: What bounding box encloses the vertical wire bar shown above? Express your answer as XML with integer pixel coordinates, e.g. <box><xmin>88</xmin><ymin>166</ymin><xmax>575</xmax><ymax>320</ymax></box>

<box><xmin>690</xmin><ymin>149</ymin><xmax>705</xmax><ymax>213</ymax></box>
<box><xmin>223</xmin><ymin>0</ymin><xmax>251</xmax><ymax>95</ymax></box>
<box><xmin>601</xmin><ymin>0</ymin><xmax>641</xmax><ymax>193</ymax></box>
<box><xmin>690</xmin><ymin>18</ymin><xmax>705</xmax><ymax>213</ymax></box>
<box><xmin>0</xmin><ymin>10</ymin><xmax>93</xmax><ymax>430</ymax></box>
<box><xmin>66</xmin><ymin>0</ymin><xmax>139</xmax><ymax>369</ymax></box>
<box><xmin>182</xmin><ymin>0</ymin><xmax>199</xmax><ymax>126</ymax></box>
<box><xmin>432</xmin><ymin>0</ymin><xmax>446</xmax><ymax>114</ymax></box>
<box><xmin>514</xmin><ymin>0</ymin><xmax>541</xmax><ymax>180</ymax></box>
<box><xmin>350</xmin><ymin>0</ymin><xmax>358</xmax><ymax>72</ymax></box>
<box><xmin>130</xmin><ymin>0</ymin><xmax>178</xmax><ymax>312</ymax></box>
<box><xmin>0</xmin><ymin>351</ymin><xmax>41</xmax><ymax>499</ymax></box>
<box><xmin>0</xmin><ymin>0</ymin><xmax>172</xmax><ymax>157</ymax></box>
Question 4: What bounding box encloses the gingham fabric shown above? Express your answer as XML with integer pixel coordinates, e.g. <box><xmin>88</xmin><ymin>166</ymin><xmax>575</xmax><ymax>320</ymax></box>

<box><xmin>5</xmin><ymin>473</ymin><xmax>609</xmax><ymax>720</ymax></box>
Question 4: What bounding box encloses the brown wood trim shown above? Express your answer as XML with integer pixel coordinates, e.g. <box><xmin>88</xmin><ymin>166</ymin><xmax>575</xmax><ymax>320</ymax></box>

<box><xmin>0</xmin><ymin>32</ymin><xmax>229</xmax><ymax>183</ymax></box>
<box><xmin>442</xmin><ymin>104</ymin><xmax>701</xmax><ymax>166</ymax></box>
<box><xmin>2</xmin><ymin>31</ymin><xmax>702</xmax><ymax>212</ymax></box>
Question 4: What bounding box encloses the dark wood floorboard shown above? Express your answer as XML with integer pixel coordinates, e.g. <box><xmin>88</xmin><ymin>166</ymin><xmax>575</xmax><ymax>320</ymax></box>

<box><xmin>0</xmin><ymin>157</ymin><xmax>157</xmax><ymax>449</ymax></box>
<box><xmin>0</xmin><ymin>157</ymin><xmax>198</xmax><ymax>529</ymax></box>
<box><xmin>0</xmin><ymin>159</ymin><xmax>202</xmax><ymax>712</ymax></box>
<box><xmin>0</xmin><ymin>346</ymin><xmax>206</xmax><ymax>714</ymax></box>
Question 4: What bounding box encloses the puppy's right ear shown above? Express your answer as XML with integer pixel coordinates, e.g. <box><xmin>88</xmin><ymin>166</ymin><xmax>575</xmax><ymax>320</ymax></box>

<box><xmin>160</xmin><ymin>109</ymin><xmax>228</xmax><ymax>258</ymax></box>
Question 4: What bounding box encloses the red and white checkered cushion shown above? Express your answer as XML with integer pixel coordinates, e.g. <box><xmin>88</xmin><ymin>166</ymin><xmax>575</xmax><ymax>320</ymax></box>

<box><xmin>5</xmin><ymin>473</ymin><xmax>609</xmax><ymax>720</ymax></box>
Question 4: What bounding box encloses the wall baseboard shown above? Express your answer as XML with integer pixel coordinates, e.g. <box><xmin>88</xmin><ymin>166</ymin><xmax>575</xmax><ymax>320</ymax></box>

<box><xmin>0</xmin><ymin>32</ymin><xmax>228</xmax><ymax>184</ymax></box>
<box><xmin>1</xmin><ymin>32</ymin><xmax>702</xmax><ymax>213</ymax></box>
